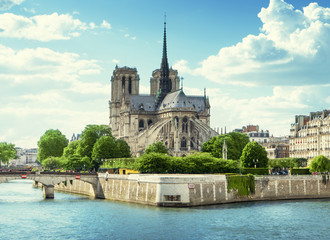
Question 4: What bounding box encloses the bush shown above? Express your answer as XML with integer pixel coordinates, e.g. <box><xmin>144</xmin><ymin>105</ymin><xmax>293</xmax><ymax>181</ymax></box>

<box><xmin>290</xmin><ymin>168</ymin><xmax>310</xmax><ymax>175</ymax></box>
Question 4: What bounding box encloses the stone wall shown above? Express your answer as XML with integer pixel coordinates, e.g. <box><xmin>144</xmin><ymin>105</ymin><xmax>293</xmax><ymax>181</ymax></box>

<box><xmin>52</xmin><ymin>174</ymin><xmax>330</xmax><ymax>207</ymax></box>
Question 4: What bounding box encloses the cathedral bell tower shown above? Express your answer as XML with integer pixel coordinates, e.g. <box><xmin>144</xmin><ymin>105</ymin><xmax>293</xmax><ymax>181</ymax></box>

<box><xmin>109</xmin><ymin>66</ymin><xmax>139</xmax><ymax>138</ymax></box>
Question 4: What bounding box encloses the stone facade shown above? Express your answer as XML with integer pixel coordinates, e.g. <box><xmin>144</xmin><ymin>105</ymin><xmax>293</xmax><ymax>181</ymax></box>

<box><xmin>290</xmin><ymin>110</ymin><xmax>330</xmax><ymax>159</ymax></box>
<box><xmin>109</xmin><ymin>22</ymin><xmax>217</xmax><ymax>156</ymax></box>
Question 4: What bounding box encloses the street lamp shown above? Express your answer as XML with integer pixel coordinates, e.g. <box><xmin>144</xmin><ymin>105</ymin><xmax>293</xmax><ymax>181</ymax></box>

<box><xmin>253</xmin><ymin>159</ymin><xmax>258</xmax><ymax>168</ymax></box>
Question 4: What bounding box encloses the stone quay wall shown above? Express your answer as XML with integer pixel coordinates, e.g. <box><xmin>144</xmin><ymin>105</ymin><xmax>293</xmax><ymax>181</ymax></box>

<box><xmin>53</xmin><ymin>174</ymin><xmax>330</xmax><ymax>207</ymax></box>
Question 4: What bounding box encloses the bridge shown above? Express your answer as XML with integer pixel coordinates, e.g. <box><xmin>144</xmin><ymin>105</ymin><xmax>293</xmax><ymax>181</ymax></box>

<box><xmin>0</xmin><ymin>172</ymin><xmax>104</xmax><ymax>199</ymax></box>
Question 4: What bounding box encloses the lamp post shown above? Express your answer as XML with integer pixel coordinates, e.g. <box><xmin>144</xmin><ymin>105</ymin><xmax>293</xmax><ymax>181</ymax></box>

<box><xmin>253</xmin><ymin>159</ymin><xmax>258</xmax><ymax>168</ymax></box>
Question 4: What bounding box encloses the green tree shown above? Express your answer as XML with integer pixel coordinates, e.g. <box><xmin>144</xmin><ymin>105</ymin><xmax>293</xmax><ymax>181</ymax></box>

<box><xmin>309</xmin><ymin>155</ymin><xmax>330</xmax><ymax>173</ymax></box>
<box><xmin>65</xmin><ymin>154</ymin><xmax>92</xmax><ymax>171</ymax></box>
<box><xmin>136</xmin><ymin>152</ymin><xmax>170</xmax><ymax>173</ymax></box>
<box><xmin>240</xmin><ymin>141</ymin><xmax>268</xmax><ymax>168</ymax></box>
<box><xmin>0</xmin><ymin>142</ymin><xmax>17</xmax><ymax>165</ymax></box>
<box><xmin>76</xmin><ymin>125</ymin><xmax>112</xmax><ymax>158</ymax></box>
<box><xmin>38</xmin><ymin>129</ymin><xmax>68</xmax><ymax>162</ymax></box>
<box><xmin>145</xmin><ymin>141</ymin><xmax>168</xmax><ymax>154</ymax></box>
<box><xmin>202</xmin><ymin>132</ymin><xmax>249</xmax><ymax>160</ymax></box>
<box><xmin>42</xmin><ymin>156</ymin><xmax>66</xmax><ymax>169</ymax></box>
<box><xmin>116</xmin><ymin>139</ymin><xmax>131</xmax><ymax>157</ymax></box>
<box><xmin>63</xmin><ymin>140</ymin><xmax>79</xmax><ymax>159</ymax></box>
<box><xmin>91</xmin><ymin>136</ymin><xmax>118</xmax><ymax>170</ymax></box>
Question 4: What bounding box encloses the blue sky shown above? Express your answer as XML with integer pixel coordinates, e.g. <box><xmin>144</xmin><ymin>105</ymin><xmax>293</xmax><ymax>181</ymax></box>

<box><xmin>1</xmin><ymin>0</ymin><xmax>330</xmax><ymax>148</ymax></box>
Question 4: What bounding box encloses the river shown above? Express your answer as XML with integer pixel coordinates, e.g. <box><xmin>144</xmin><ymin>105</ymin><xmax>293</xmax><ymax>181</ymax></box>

<box><xmin>0</xmin><ymin>180</ymin><xmax>329</xmax><ymax>240</ymax></box>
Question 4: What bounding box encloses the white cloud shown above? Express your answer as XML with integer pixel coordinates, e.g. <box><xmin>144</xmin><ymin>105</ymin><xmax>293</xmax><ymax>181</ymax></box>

<box><xmin>112</xmin><ymin>59</ymin><xmax>119</xmax><ymax>64</ymax></box>
<box><xmin>23</xmin><ymin>7</ymin><xmax>36</xmax><ymax>14</ymax></box>
<box><xmin>0</xmin><ymin>12</ymin><xmax>111</xmax><ymax>41</ymax></box>
<box><xmin>67</xmin><ymin>81</ymin><xmax>110</xmax><ymax>95</ymax></box>
<box><xmin>0</xmin><ymin>44</ymin><xmax>102</xmax><ymax>82</ymax></box>
<box><xmin>123</xmin><ymin>33</ymin><xmax>136</xmax><ymax>40</ymax></box>
<box><xmin>177</xmin><ymin>0</ymin><xmax>330</xmax><ymax>86</ymax></box>
<box><xmin>0</xmin><ymin>0</ymin><xmax>24</xmax><ymax>11</ymax></box>
<box><xmin>139</xmin><ymin>84</ymin><xmax>150</xmax><ymax>94</ymax></box>
<box><xmin>101</xmin><ymin>20</ymin><xmax>111</xmax><ymax>29</ymax></box>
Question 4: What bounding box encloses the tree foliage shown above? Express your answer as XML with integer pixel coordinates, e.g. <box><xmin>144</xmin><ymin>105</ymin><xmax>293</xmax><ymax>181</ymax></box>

<box><xmin>116</xmin><ymin>139</ymin><xmax>131</xmax><ymax>158</ymax></box>
<box><xmin>63</xmin><ymin>140</ymin><xmax>79</xmax><ymax>159</ymax></box>
<box><xmin>136</xmin><ymin>152</ymin><xmax>170</xmax><ymax>173</ymax></box>
<box><xmin>202</xmin><ymin>132</ymin><xmax>250</xmax><ymax>160</ymax></box>
<box><xmin>309</xmin><ymin>155</ymin><xmax>330</xmax><ymax>173</ymax></box>
<box><xmin>65</xmin><ymin>154</ymin><xmax>92</xmax><ymax>171</ymax></box>
<box><xmin>268</xmin><ymin>158</ymin><xmax>308</xmax><ymax>168</ymax></box>
<box><xmin>145</xmin><ymin>141</ymin><xmax>169</xmax><ymax>154</ymax></box>
<box><xmin>135</xmin><ymin>152</ymin><xmax>239</xmax><ymax>174</ymax></box>
<box><xmin>240</xmin><ymin>141</ymin><xmax>268</xmax><ymax>168</ymax></box>
<box><xmin>37</xmin><ymin>129</ymin><xmax>68</xmax><ymax>162</ymax></box>
<box><xmin>76</xmin><ymin>125</ymin><xmax>112</xmax><ymax>158</ymax></box>
<box><xmin>42</xmin><ymin>156</ymin><xmax>66</xmax><ymax>169</ymax></box>
<box><xmin>0</xmin><ymin>142</ymin><xmax>17</xmax><ymax>165</ymax></box>
<box><xmin>92</xmin><ymin>136</ymin><xmax>118</xmax><ymax>169</ymax></box>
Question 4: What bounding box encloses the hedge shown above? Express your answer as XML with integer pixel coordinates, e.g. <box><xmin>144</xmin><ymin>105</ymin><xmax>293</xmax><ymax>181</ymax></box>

<box><xmin>290</xmin><ymin>168</ymin><xmax>310</xmax><ymax>175</ymax></box>
<box><xmin>101</xmin><ymin>158</ymin><xmax>136</xmax><ymax>169</ymax></box>
<box><xmin>241</xmin><ymin>168</ymin><xmax>269</xmax><ymax>175</ymax></box>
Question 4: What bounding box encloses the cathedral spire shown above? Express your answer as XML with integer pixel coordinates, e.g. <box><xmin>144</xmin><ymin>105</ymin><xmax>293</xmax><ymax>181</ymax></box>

<box><xmin>157</xmin><ymin>14</ymin><xmax>171</xmax><ymax>104</ymax></box>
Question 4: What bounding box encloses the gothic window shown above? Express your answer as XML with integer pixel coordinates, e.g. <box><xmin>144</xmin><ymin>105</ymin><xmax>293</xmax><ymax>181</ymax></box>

<box><xmin>190</xmin><ymin>137</ymin><xmax>194</xmax><ymax>148</ymax></box>
<box><xmin>182</xmin><ymin>116</ymin><xmax>188</xmax><ymax>133</ymax></box>
<box><xmin>128</xmin><ymin>76</ymin><xmax>132</xmax><ymax>94</ymax></box>
<box><xmin>148</xmin><ymin>119</ymin><xmax>153</xmax><ymax>126</ymax></box>
<box><xmin>139</xmin><ymin>119</ymin><xmax>144</xmax><ymax>131</ymax></box>
<box><xmin>181</xmin><ymin>137</ymin><xmax>186</xmax><ymax>148</ymax></box>
<box><xmin>122</xmin><ymin>76</ymin><xmax>125</xmax><ymax>88</ymax></box>
<box><xmin>174</xmin><ymin>117</ymin><xmax>179</xmax><ymax>129</ymax></box>
<box><xmin>171</xmin><ymin>139</ymin><xmax>174</xmax><ymax>149</ymax></box>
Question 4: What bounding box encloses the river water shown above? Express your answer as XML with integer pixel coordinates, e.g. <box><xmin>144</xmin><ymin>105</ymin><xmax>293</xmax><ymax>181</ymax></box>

<box><xmin>0</xmin><ymin>180</ymin><xmax>329</xmax><ymax>240</ymax></box>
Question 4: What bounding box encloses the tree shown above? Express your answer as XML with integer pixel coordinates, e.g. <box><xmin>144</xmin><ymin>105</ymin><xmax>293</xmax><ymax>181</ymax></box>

<box><xmin>116</xmin><ymin>139</ymin><xmax>131</xmax><ymax>157</ymax></box>
<box><xmin>65</xmin><ymin>154</ymin><xmax>92</xmax><ymax>171</ymax></box>
<box><xmin>240</xmin><ymin>141</ymin><xmax>268</xmax><ymax>168</ymax></box>
<box><xmin>76</xmin><ymin>125</ymin><xmax>112</xmax><ymax>158</ymax></box>
<box><xmin>309</xmin><ymin>155</ymin><xmax>330</xmax><ymax>173</ymax></box>
<box><xmin>63</xmin><ymin>140</ymin><xmax>79</xmax><ymax>159</ymax></box>
<box><xmin>0</xmin><ymin>142</ymin><xmax>17</xmax><ymax>165</ymax></box>
<box><xmin>42</xmin><ymin>156</ymin><xmax>66</xmax><ymax>169</ymax></box>
<box><xmin>136</xmin><ymin>153</ymin><xmax>170</xmax><ymax>173</ymax></box>
<box><xmin>37</xmin><ymin>129</ymin><xmax>68</xmax><ymax>162</ymax></box>
<box><xmin>145</xmin><ymin>142</ymin><xmax>168</xmax><ymax>154</ymax></box>
<box><xmin>91</xmin><ymin>136</ymin><xmax>118</xmax><ymax>170</ymax></box>
<box><xmin>202</xmin><ymin>132</ymin><xmax>249</xmax><ymax>160</ymax></box>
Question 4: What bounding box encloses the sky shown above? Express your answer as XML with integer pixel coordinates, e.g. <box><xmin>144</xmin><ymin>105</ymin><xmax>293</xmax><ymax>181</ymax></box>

<box><xmin>1</xmin><ymin>0</ymin><xmax>330</xmax><ymax>148</ymax></box>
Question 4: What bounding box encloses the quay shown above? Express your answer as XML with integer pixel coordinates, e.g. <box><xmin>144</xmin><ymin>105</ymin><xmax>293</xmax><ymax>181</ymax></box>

<box><xmin>1</xmin><ymin>172</ymin><xmax>329</xmax><ymax>206</ymax></box>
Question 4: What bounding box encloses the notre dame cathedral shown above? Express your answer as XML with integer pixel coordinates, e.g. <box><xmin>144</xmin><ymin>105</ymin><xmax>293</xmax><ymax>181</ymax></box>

<box><xmin>109</xmin><ymin>21</ymin><xmax>218</xmax><ymax>156</ymax></box>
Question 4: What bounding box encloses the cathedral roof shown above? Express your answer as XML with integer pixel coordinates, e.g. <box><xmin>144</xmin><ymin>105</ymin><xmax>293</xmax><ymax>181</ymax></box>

<box><xmin>159</xmin><ymin>89</ymin><xmax>206</xmax><ymax>112</ymax></box>
<box><xmin>130</xmin><ymin>95</ymin><xmax>157</xmax><ymax>112</ymax></box>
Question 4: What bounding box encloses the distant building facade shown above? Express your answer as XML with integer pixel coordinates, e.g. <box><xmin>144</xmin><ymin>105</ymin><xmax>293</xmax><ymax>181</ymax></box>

<box><xmin>234</xmin><ymin>124</ymin><xmax>270</xmax><ymax>144</ymax></box>
<box><xmin>264</xmin><ymin>137</ymin><xmax>290</xmax><ymax>159</ymax></box>
<box><xmin>9</xmin><ymin>148</ymin><xmax>38</xmax><ymax>166</ymax></box>
<box><xmin>109</xmin><ymin>21</ymin><xmax>217</xmax><ymax>156</ymax></box>
<box><xmin>290</xmin><ymin>110</ymin><xmax>330</xmax><ymax>159</ymax></box>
